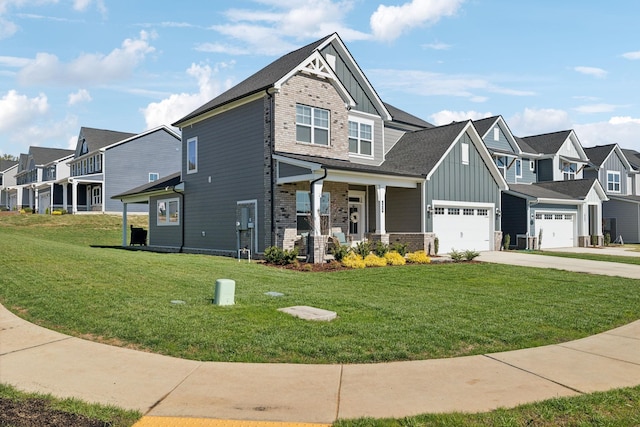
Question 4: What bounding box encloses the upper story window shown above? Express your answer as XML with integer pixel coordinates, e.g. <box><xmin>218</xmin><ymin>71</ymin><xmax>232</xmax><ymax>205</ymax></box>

<box><xmin>607</xmin><ymin>171</ymin><xmax>621</xmax><ymax>193</ymax></box>
<box><xmin>187</xmin><ymin>137</ymin><xmax>198</xmax><ymax>174</ymax></box>
<box><xmin>348</xmin><ymin>119</ymin><xmax>373</xmax><ymax>156</ymax></box>
<box><xmin>515</xmin><ymin>159</ymin><xmax>522</xmax><ymax>178</ymax></box>
<box><xmin>562</xmin><ymin>162</ymin><xmax>577</xmax><ymax>180</ymax></box>
<box><xmin>495</xmin><ymin>156</ymin><xmax>507</xmax><ymax>177</ymax></box>
<box><xmin>80</xmin><ymin>139</ymin><xmax>88</xmax><ymax>155</ymax></box>
<box><xmin>149</xmin><ymin>173</ymin><xmax>159</xmax><ymax>182</ymax></box>
<box><xmin>296</xmin><ymin>104</ymin><xmax>329</xmax><ymax>146</ymax></box>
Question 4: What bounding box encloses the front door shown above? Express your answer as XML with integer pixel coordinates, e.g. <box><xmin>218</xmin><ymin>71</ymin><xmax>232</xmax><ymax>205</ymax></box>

<box><xmin>348</xmin><ymin>191</ymin><xmax>365</xmax><ymax>242</ymax></box>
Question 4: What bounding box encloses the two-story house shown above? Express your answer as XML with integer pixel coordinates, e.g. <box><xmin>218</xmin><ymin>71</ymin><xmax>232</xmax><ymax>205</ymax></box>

<box><xmin>474</xmin><ymin>121</ymin><xmax>607</xmax><ymax>249</ymax></box>
<box><xmin>60</xmin><ymin>126</ymin><xmax>181</xmax><ymax>214</ymax></box>
<box><xmin>584</xmin><ymin>144</ymin><xmax>640</xmax><ymax>243</ymax></box>
<box><xmin>0</xmin><ymin>159</ymin><xmax>18</xmax><ymax>210</ymax></box>
<box><xmin>114</xmin><ymin>33</ymin><xmax>507</xmax><ymax>261</ymax></box>
<box><xmin>8</xmin><ymin>147</ymin><xmax>74</xmax><ymax>212</ymax></box>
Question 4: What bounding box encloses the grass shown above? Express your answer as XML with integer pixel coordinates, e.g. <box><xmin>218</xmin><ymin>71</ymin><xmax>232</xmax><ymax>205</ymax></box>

<box><xmin>1</xmin><ymin>214</ymin><xmax>639</xmax><ymax>364</ymax></box>
<box><xmin>336</xmin><ymin>385</ymin><xmax>640</xmax><ymax>426</ymax></box>
<box><xmin>530</xmin><ymin>249</ymin><xmax>640</xmax><ymax>265</ymax></box>
<box><xmin>0</xmin><ymin>383</ymin><xmax>142</xmax><ymax>427</ymax></box>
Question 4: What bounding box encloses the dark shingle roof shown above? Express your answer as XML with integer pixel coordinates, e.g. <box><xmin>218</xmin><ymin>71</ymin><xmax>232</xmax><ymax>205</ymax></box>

<box><xmin>173</xmin><ymin>34</ymin><xmax>334</xmax><ymax>126</ymax></box>
<box><xmin>622</xmin><ymin>149</ymin><xmax>640</xmax><ymax>169</ymax></box>
<box><xmin>383</xmin><ymin>103</ymin><xmax>433</xmax><ymax>128</ymax></box>
<box><xmin>383</xmin><ymin>121</ymin><xmax>470</xmax><ymax>176</ymax></box>
<box><xmin>30</xmin><ymin>146</ymin><xmax>74</xmax><ymax>165</ymax></box>
<box><xmin>472</xmin><ymin>116</ymin><xmax>499</xmax><ymax>138</ymax></box>
<box><xmin>112</xmin><ymin>172</ymin><xmax>181</xmax><ymax>199</ymax></box>
<box><xmin>80</xmin><ymin>127</ymin><xmax>137</xmax><ymax>151</ymax></box>
<box><xmin>514</xmin><ymin>136</ymin><xmax>537</xmax><ymax>154</ymax></box>
<box><xmin>0</xmin><ymin>159</ymin><xmax>18</xmax><ymax>171</ymax></box>
<box><xmin>583</xmin><ymin>144</ymin><xmax>616</xmax><ymax>167</ymax></box>
<box><xmin>519</xmin><ymin>130</ymin><xmax>572</xmax><ymax>154</ymax></box>
<box><xmin>509</xmin><ymin>178</ymin><xmax>598</xmax><ymax>200</ymax></box>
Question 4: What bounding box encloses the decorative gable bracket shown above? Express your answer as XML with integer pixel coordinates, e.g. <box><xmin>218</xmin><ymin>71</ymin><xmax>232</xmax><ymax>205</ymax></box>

<box><xmin>299</xmin><ymin>53</ymin><xmax>334</xmax><ymax>80</ymax></box>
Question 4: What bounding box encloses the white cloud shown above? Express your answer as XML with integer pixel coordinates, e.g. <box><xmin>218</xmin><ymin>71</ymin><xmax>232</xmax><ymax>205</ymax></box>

<box><xmin>72</xmin><ymin>0</ymin><xmax>106</xmax><ymax>15</ymax></box>
<box><xmin>0</xmin><ymin>17</ymin><xmax>18</xmax><ymax>39</ymax></box>
<box><xmin>18</xmin><ymin>31</ymin><xmax>155</xmax><ymax>85</ymax></box>
<box><xmin>422</xmin><ymin>42</ymin><xmax>451</xmax><ymax>50</ymax></box>
<box><xmin>141</xmin><ymin>62</ymin><xmax>234</xmax><ymax>129</ymax></box>
<box><xmin>574</xmin><ymin>66</ymin><xmax>607</xmax><ymax>78</ymax></box>
<box><xmin>508</xmin><ymin>108</ymin><xmax>572</xmax><ymax>136</ymax></box>
<box><xmin>0</xmin><ymin>55</ymin><xmax>30</xmax><ymax>67</ymax></box>
<box><xmin>0</xmin><ymin>90</ymin><xmax>49</xmax><ymax>131</ymax></box>
<box><xmin>575</xmin><ymin>117</ymin><xmax>640</xmax><ymax>150</ymax></box>
<box><xmin>622</xmin><ymin>51</ymin><xmax>640</xmax><ymax>60</ymax></box>
<box><xmin>67</xmin><ymin>89</ymin><xmax>92</xmax><ymax>105</ymax></box>
<box><xmin>573</xmin><ymin>103</ymin><xmax>621</xmax><ymax>114</ymax></box>
<box><xmin>370</xmin><ymin>0</ymin><xmax>464</xmax><ymax>42</ymax></box>
<box><xmin>430</xmin><ymin>110</ymin><xmax>492</xmax><ymax>125</ymax></box>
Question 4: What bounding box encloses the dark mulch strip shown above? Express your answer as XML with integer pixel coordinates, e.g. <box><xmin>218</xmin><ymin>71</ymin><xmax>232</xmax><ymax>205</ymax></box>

<box><xmin>0</xmin><ymin>397</ymin><xmax>111</xmax><ymax>427</ymax></box>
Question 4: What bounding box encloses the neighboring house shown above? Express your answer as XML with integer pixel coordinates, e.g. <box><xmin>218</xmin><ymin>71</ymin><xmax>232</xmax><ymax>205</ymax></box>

<box><xmin>0</xmin><ymin>159</ymin><xmax>18</xmax><ymax>209</ymax></box>
<box><xmin>493</xmin><ymin>129</ymin><xmax>607</xmax><ymax>249</ymax></box>
<box><xmin>59</xmin><ymin>126</ymin><xmax>181</xmax><ymax>214</ymax></box>
<box><xmin>585</xmin><ymin>144</ymin><xmax>640</xmax><ymax>243</ymax></box>
<box><xmin>114</xmin><ymin>33</ymin><xmax>507</xmax><ymax>261</ymax></box>
<box><xmin>8</xmin><ymin>147</ymin><xmax>74</xmax><ymax>212</ymax></box>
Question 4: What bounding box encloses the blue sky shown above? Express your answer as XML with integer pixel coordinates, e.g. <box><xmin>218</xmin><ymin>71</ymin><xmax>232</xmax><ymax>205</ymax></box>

<box><xmin>2</xmin><ymin>0</ymin><xmax>640</xmax><ymax>158</ymax></box>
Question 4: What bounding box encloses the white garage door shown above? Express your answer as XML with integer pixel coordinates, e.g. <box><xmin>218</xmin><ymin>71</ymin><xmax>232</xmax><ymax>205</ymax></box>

<box><xmin>536</xmin><ymin>213</ymin><xmax>575</xmax><ymax>249</ymax></box>
<box><xmin>433</xmin><ymin>205</ymin><xmax>492</xmax><ymax>252</ymax></box>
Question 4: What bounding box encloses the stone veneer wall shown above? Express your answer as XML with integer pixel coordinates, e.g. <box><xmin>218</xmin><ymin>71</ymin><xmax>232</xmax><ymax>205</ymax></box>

<box><xmin>273</xmin><ymin>74</ymin><xmax>349</xmax><ymax>159</ymax></box>
<box><xmin>387</xmin><ymin>233</ymin><xmax>436</xmax><ymax>255</ymax></box>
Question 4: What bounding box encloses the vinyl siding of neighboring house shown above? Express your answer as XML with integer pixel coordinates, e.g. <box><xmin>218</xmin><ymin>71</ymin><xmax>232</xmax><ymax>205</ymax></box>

<box><xmin>178</xmin><ymin>98</ymin><xmax>267</xmax><ymax>254</ymax></box>
<box><xmin>602</xmin><ymin>198</ymin><xmax>640</xmax><ymax>243</ymax></box>
<box><xmin>103</xmin><ymin>128</ymin><xmax>181</xmax><ymax>213</ymax></box>
<box><xmin>500</xmin><ymin>192</ymin><xmax>528</xmax><ymax>245</ymax></box>
<box><xmin>537</xmin><ymin>159</ymin><xmax>554</xmax><ymax>181</ymax></box>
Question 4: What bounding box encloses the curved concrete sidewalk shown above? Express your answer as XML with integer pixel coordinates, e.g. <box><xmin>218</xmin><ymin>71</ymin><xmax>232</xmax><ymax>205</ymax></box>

<box><xmin>1</xmin><ymin>250</ymin><xmax>640</xmax><ymax>424</ymax></box>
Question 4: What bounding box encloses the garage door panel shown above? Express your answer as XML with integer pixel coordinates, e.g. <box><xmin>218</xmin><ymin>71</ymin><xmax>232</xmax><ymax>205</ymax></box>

<box><xmin>536</xmin><ymin>213</ymin><xmax>574</xmax><ymax>249</ymax></box>
<box><xmin>433</xmin><ymin>206</ymin><xmax>492</xmax><ymax>252</ymax></box>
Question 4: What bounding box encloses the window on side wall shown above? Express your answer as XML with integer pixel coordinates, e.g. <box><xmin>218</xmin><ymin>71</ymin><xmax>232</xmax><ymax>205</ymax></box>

<box><xmin>515</xmin><ymin>159</ymin><xmax>522</xmax><ymax>178</ymax></box>
<box><xmin>295</xmin><ymin>190</ymin><xmax>330</xmax><ymax>234</ymax></box>
<box><xmin>149</xmin><ymin>173</ymin><xmax>159</xmax><ymax>182</ymax></box>
<box><xmin>296</xmin><ymin>104</ymin><xmax>329</xmax><ymax>146</ymax></box>
<box><xmin>496</xmin><ymin>156</ymin><xmax>507</xmax><ymax>177</ymax></box>
<box><xmin>187</xmin><ymin>137</ymin><xmax>198</xmax><ymax>174</ymax></box>
<box><xmin>157</xmin><ymin>198</ymin><xmax>180</xmax><ymax>226</ymax></box>
<box><xmin>607</xmin><ymin>171</ymin><xmax>621</xmax><ymax>193</ymax></box>
<box><xmin>348</xmin><ymin>118</ymin><xmax>373</xmax><ymax>156</ymax></box>
<box><xmin>562</xmin><ymin>162</ymin><xmax>576</xmax><ymax>180</ymax></box>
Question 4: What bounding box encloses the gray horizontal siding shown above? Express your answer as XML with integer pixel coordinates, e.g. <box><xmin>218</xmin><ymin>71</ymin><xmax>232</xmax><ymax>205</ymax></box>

<box><xmin>148</xmin><ymin>194</ymin><xmax>183</xmax><ymax>247</ymax></box>
<box><xmin>603</xmin><ymin>199</ymin><xmax>640</xmax><ymax>243</ymax></box>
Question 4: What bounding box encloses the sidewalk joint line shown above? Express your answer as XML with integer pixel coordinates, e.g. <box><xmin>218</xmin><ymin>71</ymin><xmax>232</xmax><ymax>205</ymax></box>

<box><xmin>483</xmin><ymin>353</ymin><xmax>585</xmax><ymax>395</ymax></box>
<box><xmin>335</xmin><ymin>364</ymin><xmax>344</xmax><ymax>420</ymax></box>
<box><xmin>144</xmin><ymin>362</ymin><xmax>204</xmax><ymax>415</ymax></box>
<box><xmin>0</xmin><ymin>336</ymin><xmax>73</xmax><ymax>356</ymax></box>
<box><xmin>556</xmin><ymin>343</ymin><xmax>640</xmax><ymax>366</ymax></box>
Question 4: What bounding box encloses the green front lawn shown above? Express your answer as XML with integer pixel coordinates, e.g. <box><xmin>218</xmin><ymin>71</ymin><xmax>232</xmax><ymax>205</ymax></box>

<box><xmin>1</xmin><ymin>214</ymin><xmax>639</xmax><ymax>364</ymax></box>
<box><xmin>531</xmin><ymin>249</ymin><xmax>640</xmax><ymax>266</ymax></box>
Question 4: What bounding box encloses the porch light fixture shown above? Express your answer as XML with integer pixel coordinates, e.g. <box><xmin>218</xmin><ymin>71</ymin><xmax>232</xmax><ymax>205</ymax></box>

<box><xmin>496</xmin><ymin>208</ymin><xmax>502</xmax><ymax>217</ymax></box>
<box><xmin>426</xmin><ymin>204</ymin><xmax>433</xmax><ymax>215</ymax></box>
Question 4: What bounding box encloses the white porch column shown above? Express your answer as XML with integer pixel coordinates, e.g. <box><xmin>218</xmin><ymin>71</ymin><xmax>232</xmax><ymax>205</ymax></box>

<box><xmin>71</xmin><ymin>179</ymin><xmax>78</xmax><ymax>214</ymax></box>
<box><xmin>33</xmin><ymin>187</ymin><xmax>38</xmax><ymax>213</ymax></box>
<box><xmin>375</xmin><ymin>184</ymin><xmax>387</xmax><ymax>234</ymax></box>
<box><xmin>122</xmin><ymin>203</ymin><xmax>128</xmax><ymax>246</ymax></box>
<box><xmin>49</xmin><ymin>183</ymin><xmax>53</xmax><ymax>214</ymax></box>
<box><xmin>311</xmin><ymin>180</ymin><xmax>323</xmax><ymax>236</ymax></box>
<box><xmin>62</xmin><ymin>182</ymin><xmax>68</xmax><ymax>212</ymax></box>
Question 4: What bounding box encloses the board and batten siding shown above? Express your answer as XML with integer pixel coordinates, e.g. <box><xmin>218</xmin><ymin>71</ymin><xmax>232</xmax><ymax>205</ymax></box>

<box><xmin>483</xmin><ymin>125</ymin><xmax>516</xmax><ymax>153</ymax></box>
<box><xmin>104</xmin><ymin>129</ymin><xmax>181</xmax><ymax>213</ymax></box>
<box><xmin>425</xmin><ymin>132</ymin><xmax>501</xmax><ymax>232</ymax></box>
<box><xmin>600</xmin><ymin>151</ymin><xmax>628</xmax><ymax>195</ymax></box>
<box><xmin>602</xmin><ymin>199</ymin><xmax>640</xmax><ymax>243</ymax></box>
<box><xmin>180</xmin><ymin>99</ymin><xmax>267</xmax><ymax>254</ymax></box>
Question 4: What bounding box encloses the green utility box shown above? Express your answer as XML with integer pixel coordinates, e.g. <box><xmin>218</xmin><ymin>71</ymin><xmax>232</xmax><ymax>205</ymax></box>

<box><xmin>214</xmin><ymin>279</ymin><xmax>235</xmax><ymax>306</ymax></box>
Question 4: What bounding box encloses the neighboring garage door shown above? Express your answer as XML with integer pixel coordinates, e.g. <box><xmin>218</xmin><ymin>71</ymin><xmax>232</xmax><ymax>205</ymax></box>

<box><xmin>536</xmin><ymin>212</ymin><xmax>575</xmax><ymax>248</ymax></box>
<box><xmin>38</xmin><ymin>192</ymin><xmax>50</xmax><ymax>214</ymax></box>
<box><xmin>433</xmin><ymin>205</ymin><xmax>492</xmax><ymax>252</ymax></box>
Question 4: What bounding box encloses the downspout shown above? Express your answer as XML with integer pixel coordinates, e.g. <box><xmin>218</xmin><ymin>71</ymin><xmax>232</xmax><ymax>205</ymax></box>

<box><xmin>267</xmin><ymin>88</ymin><xmax>276</xmax><ymax>246</ymax></box>
<box><xmin>170</xmin><ymin>186</ymin><xmax>185</xmax><ymax>253</ymax></box>
<box><xmin>309</xmin><ymin>167</ymin><xmax>328</xmax><ymax>229</ymax></box>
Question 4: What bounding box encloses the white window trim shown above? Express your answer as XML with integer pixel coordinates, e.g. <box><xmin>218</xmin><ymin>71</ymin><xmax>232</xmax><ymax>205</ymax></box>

<box><xmin>607</xmin><ymin>171</ymin><xmax>621</xmax><ymax>193</ymax></box>
<box><xmin>149</xmin><ymin>172</ymin><xmax>159</xmax><ymax>182</ymax></box>
<box><xmin>157</xmin><ymin>198</ymin><xmax>180</xmax><ymax>226</ymax></box>
<box><xmin>515</xmin><ymin>159</ymin><xmax>522</xmax><ymax>178</ymax></box>
<box><xmin>461</xmin><ymin>143</ymin><xmax>469</xmax><ymax>165</ymax></box>
<box><xmin>496</xmin><ymin>156</ymin><xmax>506</xmax><ymax>177</ymax></box>
<box><xmin>187</xmin><ymin>137</ymin><xmax>198</xmax><ymax>174</ymax></box>
<box><xmin>348</xmin><ymin>117</ymin><xmax>374</xmax><ymax>158</ymax></box>
<box><xmin>296</xmin><ymin>104</ymin><xmax>330</xmax><ymax>146</ymax></box>
<box><xmin>493</xmin><ymin>127</ymin><xmax>500</xmax><ymax>141</ymax></box>
<box><xmin>529</xmin><ymin>160</ymin><xmax>535</xmax><ymax>171</ymax></box>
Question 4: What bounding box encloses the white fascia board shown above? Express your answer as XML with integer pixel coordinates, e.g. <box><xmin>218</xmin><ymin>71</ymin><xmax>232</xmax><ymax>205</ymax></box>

<box><xmin>326</xmin><ymin>169</ymin><xmax>419</xmax><ymax>188</ymax></box>
<box><xmin>426</xmin><ymin>121</ymin><xmax>508</xmax><ymax>190</ymax></box>
<box><xmin>432</xmin><ymin>199</ymin><xmax>495</xmax><ymax>209</ymax></box>
<box><xmin>274</xmin><ymin>50</ymin><xmax>356</xmax><ymax>108</ymax></box>
<box><xmin>605</xmin><ymin>144</ymin><xmax>634</xmax><ymax>171</ymax></box>
<box><xmin>176</xmin><ymin>91</ymin><xmax>267</xmax><ymax>129</ymax></box>
<box><xmin>568</xmin><ymin>130</ymin><xmax>589</xmax><ymax>160</ymax></box>
<box><xmin>273</xmin><ymin>154</ymin><xmax>323</xmax><ymax>171</ymax></box>
<box><xmin>536</xmin><ymin>198</ymin><xmax>585</xmax><ymax>206</ymax></box>
<box><xmin>318</xmin><ymin>34</ymin><xmax>391</xmax><ymax>121</ymax></box>
<box><xmin>589</xmin><ymin>179</ymin><xmax>609</xmax><ymax>201</ymax></box>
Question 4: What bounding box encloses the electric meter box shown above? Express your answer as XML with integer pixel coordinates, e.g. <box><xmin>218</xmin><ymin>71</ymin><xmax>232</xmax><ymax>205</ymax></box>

<box><xmin>214</xmin><ymin>279</ymin><xmax>235</xmax><ymax>306</ymax></box>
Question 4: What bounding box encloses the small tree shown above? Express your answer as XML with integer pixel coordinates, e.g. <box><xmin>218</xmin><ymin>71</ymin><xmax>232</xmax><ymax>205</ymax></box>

<box><xmin>503</xmin><ymin>233</ymin><xmax>511</xmax><ymax>251</ymax></box>
<box><xmin>434</xmin><ymin>237</ymin><xmax>439</xmax><ymax>255</ymax></box>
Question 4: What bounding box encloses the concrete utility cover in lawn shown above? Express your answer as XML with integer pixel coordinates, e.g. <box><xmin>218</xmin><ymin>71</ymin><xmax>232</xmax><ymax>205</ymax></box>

<box><xmin>278</xmin><ymin>305</ymin><xmax>337</xmax><ymax>321</ymax></box>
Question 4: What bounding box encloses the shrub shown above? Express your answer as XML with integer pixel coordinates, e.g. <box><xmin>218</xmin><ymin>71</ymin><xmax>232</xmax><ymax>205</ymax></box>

<box><xmin>45</xmin><ymin>208</ymin><xmax>50</xmax><ymax>215</ymax></box>
<box><xmin>406</xmin><ymin>250</ymin><xmax>431</xmax><ymax>264</ymax></box>
<box><xmin>384</xmin><ymin>251</ymin><xmax>406</xmax><ymax>266</ymax></box>
<box><xmin>449</xmin><ymin>249</ymin><xmax>464</xmax><ymax>262</ymax></box>
<box><xmin>591</xmin><ymin>234</ymin><xmax>599</xmax><ymax>246</ymax></box>
<box><xmin>52</xmin><ymin>210</ymin><xmax>63</xmax><ymax>216</ymax></box>
<box><xmin>330</xmin><ymin>244</ymin><xmax>349</xmax><ymax>262</ymax></box>
<box><xmin>390</xmin><ymin>242</ymin><xmax>408</xmax><ymax>256</ymax></box>
<box><xmin>342</xmin><ymin>252</ymin><xmax>366</xmax><ymax>269</ymax></box>
<box><xmin>264</xmin><ymin>246</ymin><xmax>298</xmax><ymax>265</ymax></box>
<box><xmin>364</xmin><ymin>253</ymin><xmax>387</xmax><ymax>267</ymax></box>
<box><xmin>604</xmin><ymin>232</ymin><xmax>611</xmax><ymax>246</ymax></box>
<box><xmin>463</xmin><ymin>249</ymin><xmax>480</xmax><ymax>261</ymax></box>
<box><xmin>503</xmin><ymin>233</ymin><xmax>510</xmax><ymax>250</ymax></box>
<box><xmin>353</xmin><ymin>241</ymin><xmax>372</xmax><ymax>258</ymax></box>
<box><xmin>434</xmin><ymin>237</ymin><xmax>439</xmax><ymax>255</ymax></box>
<box><xmin>372</xmin><ymin>241</ymin><xmax>389</xmax><ymax>257</ymax></box>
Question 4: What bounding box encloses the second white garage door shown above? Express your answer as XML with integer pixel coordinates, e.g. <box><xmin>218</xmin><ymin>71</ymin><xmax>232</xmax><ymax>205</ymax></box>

<box><xmin>433</xmin><ymin>205</ymin><xmax>492</xmax><ymax>252</ymax></box>
<box><xmin>536</xmin><ymin>212</ymin><xmax>575</xmax><ymax>249</ymax></box>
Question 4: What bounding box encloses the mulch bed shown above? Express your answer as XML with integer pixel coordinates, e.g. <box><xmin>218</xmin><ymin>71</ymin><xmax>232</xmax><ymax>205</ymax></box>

<box><xmin>0</xmin><ymin>397</ymin><xmax>110</xmax><ymax>427</ymax></box>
